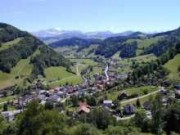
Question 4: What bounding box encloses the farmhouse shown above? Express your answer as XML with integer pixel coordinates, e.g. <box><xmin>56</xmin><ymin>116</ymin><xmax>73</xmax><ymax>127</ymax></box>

<box><xmin>78</xmin><ymin>102</ymin><xmax>90</xmax><ymax>114</ymax></box>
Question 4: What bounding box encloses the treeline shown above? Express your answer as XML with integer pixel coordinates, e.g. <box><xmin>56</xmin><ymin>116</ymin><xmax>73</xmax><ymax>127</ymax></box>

<box><xmin>0</xmin><ymin>23</ymin><xmax>28</xmax><ymax>43</ymax></box>
<box><xmin>144</xmin><ymin>28</ymin><xmax>180</xmax><ymax>56</ymax></box>
<box><xmin>120</xmin><ymin>42</ymin><xmax>137</xmax><ymax>58</ymax></box>
<box><xmin>0</xmin><ymin>37</ymin><xmax>42</xmax><ymax>73</ymax></box>
<box><xmin>50</xmin><ymin>37</ymin><xmax>103</xmax><ymax>48</ymax></box>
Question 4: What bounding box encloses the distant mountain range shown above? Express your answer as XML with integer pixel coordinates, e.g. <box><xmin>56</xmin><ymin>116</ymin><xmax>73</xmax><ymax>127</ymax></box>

<box><xmin>32</xmin><ymin>29</ymin><xmax>139</xmax><ymax>43</ymax></box>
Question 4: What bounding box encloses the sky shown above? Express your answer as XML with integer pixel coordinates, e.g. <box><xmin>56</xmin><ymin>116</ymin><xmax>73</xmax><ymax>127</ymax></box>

<box><xmin>0</xmin><ymin>0</ymin><xmax>180</xmax><ymax>33</ymax></box>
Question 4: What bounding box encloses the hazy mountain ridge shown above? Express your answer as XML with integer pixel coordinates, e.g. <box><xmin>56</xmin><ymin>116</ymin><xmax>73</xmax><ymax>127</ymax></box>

<box><xmin>32</xmin><ymin>29</ymin><xmax>139</xmax><ymax>43</ymax></box>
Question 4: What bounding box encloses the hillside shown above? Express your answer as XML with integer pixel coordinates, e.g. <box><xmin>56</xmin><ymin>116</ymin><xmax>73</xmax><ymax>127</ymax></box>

<box><xmin>0</xmin><ymin>23</ymin><xmax>70</xmax><ymax>89</ymax></box>
<box><xmin>49</xmin><ymin>27</ymin><xmax>180</xmax><ymax>59</ymax></box>
<box><xmin>164</xmin><ymin>54</ymin><xmax>180</xmax><ymax>82</ymax></box>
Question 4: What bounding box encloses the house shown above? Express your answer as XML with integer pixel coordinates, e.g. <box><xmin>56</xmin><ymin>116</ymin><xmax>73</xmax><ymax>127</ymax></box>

<box><xmin>118</xmin><ymin>92</ymin><xmax>128</xmax><ymax>100</ymax></box>
<box><xmin>1</xmin><ymin>110</ymin><xmax>23</xmax><ymax>121</ymax></box>
<box><xmin>143</xmin><ymin>101</ymin><xmax>151</xmax><ymax>110</ymax></box>
<box><xmin>123</xmin><ymin>104</ymin><xmax>135</xmax><ymax>115</ymax></box>
<box><xmin>162</xmin><ymin>97</ymin><xmax>168</xmax><ymax>106</ymax></box>
<box><xmin>78</xmin><ymin>102</ymin><xmax>90</xmax><ymax>114</ymax></box>
<box><xmin>37</xmin><ymin>94</ymin><xmax>46</xmax><ymax>101</ymax></box>
<box><xmin>103</xmin><ymin>100</ymin><xmax>113</xmax><ymax>107</ymax></box>
<box><xmin>160</xmin><ymin>87</ymin><xmax>168</xmax><ymax>95</ymax></box>
<box><xmin>146</xmin><ymin>111</ymin><xmax>152</xmax><ymax>119</ymax></box>
<box><xmin>47</xmin><ymin>95</ymin><xmax>61</xmax><ymax>102</ymax></box>
<box><xmin>174</xmin><ymin>84</ymin><xmax>180</xmax><ymax>99</ymax></box>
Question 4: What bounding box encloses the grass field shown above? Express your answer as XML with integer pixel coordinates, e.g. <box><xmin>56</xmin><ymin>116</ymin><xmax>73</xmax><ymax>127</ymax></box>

<box><xmin>44</xmin><ymin>66</ymin><xmax>83</xmax><ymax>87</ymax></box>
<box><xmin>164</xmin><ymin>54</ymin><xmax>180</xmax><ymax>81</ymax></box>
<box><xmin>106</xmin><ymin>86</ymin><xmax>157</xmax><ymax>101</ymax></box>
<box><xmin>126</xmin><ymin>36</ymin><xmax>164</xmax><ymax>55</ymax></box>
<box><xmin>129</xmin><ymin>54</ymin><xmax>157</xmax><ymax>63</ymax></box>
<box><xmin>70</xmin><ymin>58</ymin><xmax>98</xmax><ymax>73</ymax></box>
<box><xmin>44</xmin><ymin>66</ymin><xmax>75</xmax><ymax>81</ymax></box>
<box><xmin>0</xmin><ymin>38</ymin><xmax>23</xmax><ymax>51</ymax></box>
<box><xmin>0</xmin><ymin>49</ymin><xmax>40</xmax><ymax>90</ymax></box>
<box><xmin>48</xmin><ymin>76</ymin><xmax>83</xmax><ymax>87</ymax></box>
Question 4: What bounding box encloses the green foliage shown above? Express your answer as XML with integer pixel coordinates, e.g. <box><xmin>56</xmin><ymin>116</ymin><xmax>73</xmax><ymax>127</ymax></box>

<box><xmin>68</xmin><ymin>123</ymin><xmax>102</xmax><ymax>135</ymax></box>
<box><xmin>106</xmin><ymin>125</ymin><xmax>140</xmax><ymax>135</ymax></box>
<box><xmin>31</xmin><ymin>45</ymin><xmax>70</xmax><ymax>77</ymax></box>
<box><xmin>16</xmin><ymin>101</ymin><xmax>67</xmax><ymax>135</ymax></box>
<box><xmin>133</xmin><ymin>109</ymin><xmax>151</xmax><ymax>132</ymax></box>
<box><xmin>164</xmin><ymin>102</ymin><xmax>180</xmax><ymax>134</ymax></box>
<box><xmin>0</xmin><ymin>37</ymin><xmax>40</xmax><ymax>73</ymax></box>
<box><xmin>3</xmin><ymin>103</ymin><xmax>8</xmax><ymax>111</ymax></box>
<box><xmin>151</xmin><ymin>95</ymin><xmax>165</xmax><ymax>134</ymax></box>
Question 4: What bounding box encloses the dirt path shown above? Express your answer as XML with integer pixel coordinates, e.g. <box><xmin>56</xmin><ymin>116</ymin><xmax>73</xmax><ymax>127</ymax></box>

<box><xmin>121</xmin><ymin>89</ymin><xmax>161</xmax><ymax>105</ymax></box>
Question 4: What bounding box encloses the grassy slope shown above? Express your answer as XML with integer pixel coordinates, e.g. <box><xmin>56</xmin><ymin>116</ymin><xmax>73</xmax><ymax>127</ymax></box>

<box><xmin>129</xmin><ymin>54</ymin><xmax>157</xmax><ymax>62</ymax></box>
<box><xmin>44</xmin><ymin>66</ymin><xmax>83</xmax><ymax>87</ymax></box>
<box><xmin>106</xmin><ymin>86</ymin><xmax>157</xmax><ymax>101</ymax></box>
<box><xmin>0</xmin><ymin>49</ymin><xmax>40</xmax><ymax>90</ymax></box>
<box><xmin>44</xmin><ymin>66</ymin><xmax>75</xmax><ymax>81</ymax></box>
<box><xmin>126</xmin><ymin>36</ymin><xmax>164</xmax><ymax>55</ymax></box>
<box><xmin>0</xmin><ymin>38</ymin><xmax>23</xmax><ymax>51</ymax></box>
<box><xmin>164</xmin><ymin>54</ymin><xmax>180</xmax><ymax>81</ymax></box>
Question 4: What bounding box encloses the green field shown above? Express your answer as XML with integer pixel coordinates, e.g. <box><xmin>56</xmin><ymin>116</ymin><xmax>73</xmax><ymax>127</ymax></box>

<box><xmin>44</xmin><ymin>66</ymin><xmax>83</xmax><ymax>87</ymax></box>
<box><xmin>44</xmin><ymin>66</ymin><xmax>75</xmax><ymax>81</ymax></box>
<box><xmin>164</xmin><ymin>54</ymin><xmax>180</xmax><ymax>81</ymax></box>
<box><xmin>48</xmin><ymin>75</ymin><xmax>83</xmax><ymax>87</ymax></box>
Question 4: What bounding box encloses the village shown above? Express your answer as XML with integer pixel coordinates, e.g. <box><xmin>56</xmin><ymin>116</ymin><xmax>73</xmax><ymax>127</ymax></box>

<box><xmin>0</xmin><ymin>61</ymin><xmax>180</xmax><ymax>123</ymax></box>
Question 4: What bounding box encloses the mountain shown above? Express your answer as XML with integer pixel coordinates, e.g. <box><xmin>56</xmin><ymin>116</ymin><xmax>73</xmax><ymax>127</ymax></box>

<box><xmin>32</xmin><ymin>29</ymin><xmax>137</xmax><ymax>44</ymax></box>
<box><xmin>0</xmin><ymin>23</ymin><xmax>70</xmax><ymax>89</ymax></box>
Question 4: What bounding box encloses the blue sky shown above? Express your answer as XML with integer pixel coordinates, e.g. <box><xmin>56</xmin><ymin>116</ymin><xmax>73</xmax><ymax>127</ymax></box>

<box><xmin>0</xmin><ymin>0</ymin><xmax>180</xmax><ymax>32</ymax></box>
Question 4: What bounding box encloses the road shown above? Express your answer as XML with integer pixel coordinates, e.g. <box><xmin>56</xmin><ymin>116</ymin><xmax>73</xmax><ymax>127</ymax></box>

<box><xmin>76</xmin><ymin>63</ymin><xmax>80</xmax><ymax>76</ymax></box>
<box><xmin>114</xmin><ymin>89</ymin><xmax>161</xmax><ymax>121</ymax></box>
<box><xmin>121</xmin><ymin>89</ymin><xmax>161</xmax><ymax>105</ymax></box>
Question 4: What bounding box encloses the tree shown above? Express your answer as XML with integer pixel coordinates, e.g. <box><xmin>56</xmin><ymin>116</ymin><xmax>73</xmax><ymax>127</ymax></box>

<box><xmin>178</xmin><ymin>66</ymin><xmax>180</xmax><ymax>72</ymax></box>
<box><xmin>133</xmin><ymin>109</ymin><xmax>151</xmax><ymax>132</ymax></box>
<box><xmin>136</xmin><ymin>99</ymin><xmax>141</xmax><ymax>108</ymax></box>
<box><xmin>86</xmin><ymin>96</ymin><xmax>96</xmax><ymax>106</ymax></box>
<box><xmin>164</xmin><ymin>102</ymin><xmax>180</xmax><ymax>134</ymax></box>
<box><xmin>3</xmin><ymin>103</ymin><xmax>8</xmax><ymax>111</ymax></box>
<box><xmin>68</xmin><ymin>123</ymin><xmax>101</xmax><ymax>135</ymax></box>
<box><xmin>16</xmin><ymin>101</ymin><xmax>68</xmax><ymax>135</ymax></box>
<box><xmin>151</xmin><ymin>95</ymin><xmax>165</xmax><ymax>134</ymax></box>
<box><xmin>106</xmin><ymin>125</ymin><xmax>140</xmax><ymax>135</ymax></box>
<box><xmin>71</xmin><ymin>95</ymin><xmax>79</xmax><ymax>107</ymax></box>
<box><xmin>45</xmin><ymin>101</ymin><xmax>54</xmax><ymax>110</ymax></box>
<box><xmin>87</xmin><ymin>107</ymin><xmax>113</xmax><ymax>130</ymax></box>
<box><xmin>0</xmin><ymin>115</ymin><xmax>7</xmax><ymax>135</ymax></box>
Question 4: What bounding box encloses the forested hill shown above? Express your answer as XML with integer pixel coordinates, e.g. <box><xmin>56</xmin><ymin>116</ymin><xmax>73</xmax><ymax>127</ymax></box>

<box><xmin>49</xmin><ymin>27</ymin><xmax>180</xmax><ymax>58</ymax></box>
<box><xmin>0</xmin><ymin>23</ymin><xmax>70</xmax><ymax>78</ymax></box>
